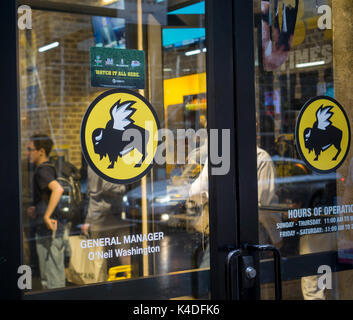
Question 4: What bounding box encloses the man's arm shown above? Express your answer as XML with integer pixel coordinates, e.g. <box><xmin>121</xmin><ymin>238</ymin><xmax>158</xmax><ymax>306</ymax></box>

<box><xmin>261</xmin><ymin>0</ymin><xmax>293</xmax><ymax>71</ymax></box>
<box><xmin>257</xmin><ymin>159</ymin><xmax>276</xmax><ymax>206</ymax></box>
<box><xmin>43</xmin><ymin>180</ymin><xmax>64</xmax><ymax>231</ymax></box>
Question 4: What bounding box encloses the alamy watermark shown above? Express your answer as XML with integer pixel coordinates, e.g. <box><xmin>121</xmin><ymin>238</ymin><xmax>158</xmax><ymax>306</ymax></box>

<box><xmin>17</xmin><ymin>263</ymin><xmax>334</xmax><ymax>292</ymax></box>
<box><xmin>17</xmin><ymin>4</ymin><xmax>332</xmax><ymax>31</ymax></box>
<box><xmin>104</xmin><ymin>125</ymin><xmax>231</xmax><ymax>176</ymax></box>
<box><xmin>317</xmin><ymin>5</ymin><xmax>332</xmax><ymax>30</ymax></box>
<box><xmin>317</xmin><ymin>265</ymin><xmax>332</xmax><ymax>290</ymax></box>
<box><xmin>17</xmin><ymin>265</ymin><xmax>32</xmax><ymax>290</ymax></box>
<box><xmin>18</xmin><ymin>5</ymin><xmax>32</xmax><ymax>30</ymax></box>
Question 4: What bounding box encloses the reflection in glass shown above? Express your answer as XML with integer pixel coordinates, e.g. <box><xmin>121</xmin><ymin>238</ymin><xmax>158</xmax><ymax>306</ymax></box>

<box><xmin>255</xmin><ymin>0</ymin><xmax>353</xmax><ymax>300</ymax></box>
<box><xmin>19</xmin><ymin>0</ymin><xmax>209</xmax><ymax>298</ymax></box>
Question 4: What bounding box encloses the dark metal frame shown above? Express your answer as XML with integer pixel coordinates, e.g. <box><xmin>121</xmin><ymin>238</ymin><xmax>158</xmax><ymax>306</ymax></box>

<box><xmin>228</xmin><ymin>0</ymin><xmax>353</xmax><ymax>300</ymax></box>
<box><xmin>232</xmin><ymin>0</ymin><xmax>261</xmax><ymax>300</ymax></box>
<box><xmin>261</xmin><ymin>251</ymin><xmax>353</xmax><ymax>284</ymax></box>
<box><xmin>19</xmin><ymin>0</ymin><xmax>204</xmax><ymax>27</ymax></box>
<box><xmin>24</xmin><ymin>269</ymin><xmax>210</xmax><ymax>300</ymax></box>
<box><xmin>0</xmin><ymin>0</ymin><xmax>23</xmax><ymax>300</ymax></box>
<box><xmin>3</xmin><ymin>0</ymin><xmax>353</xmax><ymax>300</ymax></box>
<box><xmin>206</xmin><ymin>0</ymin><xmax>261</xmax><ymax>300</ymax></box>
<box><xmin>205</xmin><ymin>0</ymin><xmax>239</xmax><ymax>300</ymax></box>
<box><xmin>3</xmin><ymin>0</ymin><xmax>214</xmax><ymax>300</ymax></box>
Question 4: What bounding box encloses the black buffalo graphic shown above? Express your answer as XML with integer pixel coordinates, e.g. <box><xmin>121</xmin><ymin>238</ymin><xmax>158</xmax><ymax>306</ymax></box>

<box><xmin>303</xmin><ymin>106</ymin><xmax>342</xmax><ymax>161</ymax></box>
<box><xmin>92</xmin><ymin>100</ymin><xmax>149</xmax><ymax>169</ymax></box>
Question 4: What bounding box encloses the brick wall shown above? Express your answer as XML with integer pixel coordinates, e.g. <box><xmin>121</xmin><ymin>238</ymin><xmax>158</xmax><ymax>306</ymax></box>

<box><xmin>19</xmin><ymin>9</ymin><xmax>103</xmax><ymax>169</ymax></box>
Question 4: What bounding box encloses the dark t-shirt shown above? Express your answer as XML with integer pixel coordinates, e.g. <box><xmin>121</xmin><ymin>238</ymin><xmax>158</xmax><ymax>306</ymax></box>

<box><xmin>33</xmin><ymin>162</ymin><xmax>64</xmax><ymax>236</ymax></box>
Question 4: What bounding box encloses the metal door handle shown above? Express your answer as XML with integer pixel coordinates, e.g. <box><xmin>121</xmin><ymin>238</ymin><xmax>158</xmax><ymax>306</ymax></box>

<box><xmin>225</xmin><ymin>248</ymin><xmax>241</xmax><ymax>300</ymax></box>
<box><xmin>225</xmin><ymin>244</ymin><xmax>282</xmax><ymax>300</ymax></box>
<box><xmin>245</xmin><ymin>244</ymin><xmax>282</xmax><ymax>300</ymax></box>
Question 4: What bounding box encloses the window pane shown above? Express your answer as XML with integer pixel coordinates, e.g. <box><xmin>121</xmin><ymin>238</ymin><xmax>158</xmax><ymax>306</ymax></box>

<box><xmin>19</xmin><ymin>0</ymin><xmax>209</xmax><ymax>298</ymax></box>
<box><xmin>254</xmin><ymin>0</ymin><xmax>353</xmax><ymax>299</ymax></box>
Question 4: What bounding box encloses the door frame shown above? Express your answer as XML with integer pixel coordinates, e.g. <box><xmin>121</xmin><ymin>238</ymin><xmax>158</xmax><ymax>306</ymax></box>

<box><xmin>0</xmin><ymin>0</ymin><xmax>23</xmax><ymax>301</ymax></box>
<box><xmin>206</xmin><ymin>0</ymin><xmax>259</xmax><ymax>299</ymax></box>
<box><xmin>226</xmin><ymin>0</ymin><xmax>353</xmax><ymax>300</ymax></box>
<box><xmin>1</xmin><ymin>0</ymin><xmax>239</xmax><ymax>300</ymax></box>
<box><xmin>5</xmin><ymin>0</ymin><xmax>350</xmax><ymax>301</ymax></box>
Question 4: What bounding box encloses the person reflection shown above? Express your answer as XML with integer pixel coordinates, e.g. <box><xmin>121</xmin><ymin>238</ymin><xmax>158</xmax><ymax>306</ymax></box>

<box><xmin>256</xmin><ymin>115</ymin><xmax>282</xmax><ymax>248</ymax></box>
<box><xmin>261</xmin><ymin>0</ymin><xmax>298</xmax><ymax>71</ymax></box>
<box><xmin>257</xmin><ymin>146</ymin><xmax>282</xmax><ymax>248</ymax></box>
<box><xmin>290</xmin><ymin>191</ymin><xmax>336</xmax><ymax>300</ymax></box>
<box><xmin>339</xmin><ymin>157</ymin><xmax>353</xmax><ymax>261</ymax></box>
<box><xmin>171</xmin><ymin>116</ymin><xmax>208</xmax><ymax>186</ymax></box>
<box><xmin>26</xmin><ymin>134</ymin><xmax>65</xmax><ymax>289</ymax></box>
<box><xmin>81</xmin><ymin>166</ymin><xmax>129</xmax><ymax>280</ymax></box>
<box><xmin>189</xmin><ymin>160</ymin><xmax>209</xmax><ymax>268</ymax></box>
<box><xmin>188</xmin><ymin>144</ymin><xmax>282</xmax><ymax>269</ymax></box>
<box><xmin>342</xmin><ymin>157</ymin><xmax>353</xmax><ymax>206</ymax></box>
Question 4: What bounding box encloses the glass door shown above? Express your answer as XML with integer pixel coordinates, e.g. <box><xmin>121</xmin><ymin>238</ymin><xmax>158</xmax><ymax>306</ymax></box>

<box><xmin>17</xmin><ymin>0</ymin><xmax>216</xmax><ymax>299</ymax></box>
<box><xmin>233</xmin><ymin>0</ymin><xmax>353</xmax><ymax>300</ymax></box>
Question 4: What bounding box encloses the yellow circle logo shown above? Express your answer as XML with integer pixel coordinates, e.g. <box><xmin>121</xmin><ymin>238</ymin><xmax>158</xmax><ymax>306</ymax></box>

<box><xmin>295</xmin><ymin>96</ymin><xmax>351</xmax><ymax>174</ymax></box>
<box><xmin>81</xmin><ymin>89</ymin><xmax>160</xmax><ymax>184</ymax></box>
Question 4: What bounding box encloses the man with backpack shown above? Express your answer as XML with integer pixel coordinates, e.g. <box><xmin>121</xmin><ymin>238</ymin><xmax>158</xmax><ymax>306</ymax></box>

<box><xmin>27</xmin><ymin>134</ymin><xmax>65</xmax><ymax>289</ymax></box>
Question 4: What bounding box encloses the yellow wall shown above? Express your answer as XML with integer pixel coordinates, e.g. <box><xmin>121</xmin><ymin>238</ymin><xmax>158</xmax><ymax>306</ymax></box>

<box><xmin>163</xmin><ymin>72</ymin><xmax>207</xmax><ymax>109</ymax></box>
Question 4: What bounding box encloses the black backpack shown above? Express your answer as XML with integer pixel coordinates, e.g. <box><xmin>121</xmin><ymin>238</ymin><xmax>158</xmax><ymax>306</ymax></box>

<box><xmin>43</xmin><ymin>158</ymin><xmax>82</xmax><ymax>222</ymax></box>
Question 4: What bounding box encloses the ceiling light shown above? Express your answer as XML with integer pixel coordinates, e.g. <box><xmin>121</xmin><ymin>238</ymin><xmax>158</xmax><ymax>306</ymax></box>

<box><xmin>296</xmin><ymin>61</ymin><xmax>325</xmax><ymax>68</ymax></box>
<box><xmin>185</xmin><ymin>49</ymin><xmax>201</xmax><ymax>56</ymax></box>
<box><xmin>38</xmin><ymin>42</ymin><xmax>59</xmax><ymax>53</ymax></box>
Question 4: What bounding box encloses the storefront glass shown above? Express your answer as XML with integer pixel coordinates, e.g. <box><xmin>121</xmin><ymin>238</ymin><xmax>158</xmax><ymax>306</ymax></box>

<box><xmin>19</xmin><ymin>0</ymin><xmax>209</xmax><ymax>297</ymax></box>
<box><xmin>255</xmin><ymin>0</ymin><xmax>353</xmax><ymax>299</ymax></box>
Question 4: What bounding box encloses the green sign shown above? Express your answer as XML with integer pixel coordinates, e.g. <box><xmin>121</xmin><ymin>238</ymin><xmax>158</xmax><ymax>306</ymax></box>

<box><xmin>90</xmin><ymin>47</ymin><xmax>145</xmax><ymax>89</ymax></box>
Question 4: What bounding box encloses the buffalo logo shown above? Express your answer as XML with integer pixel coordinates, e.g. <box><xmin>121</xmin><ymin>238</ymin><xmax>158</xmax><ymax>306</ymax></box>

<box><xmin>92</xmin><ymin>100</ymin><xmax>149</xmax><ymax>169</ymax></box>
<box><xmin>296</xmin><ymin>96</ymin><xmax>350</xmax><ymax>174</ymax></box>
<box><xmin>81</xmin><ymin>89</ymin><xmax>160</xmax><ymax>184</ymax></box>
<box><xmin>303</xmin><ymin>106</ymin><xmax>342</xmax><ymax>161</ymax></box>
